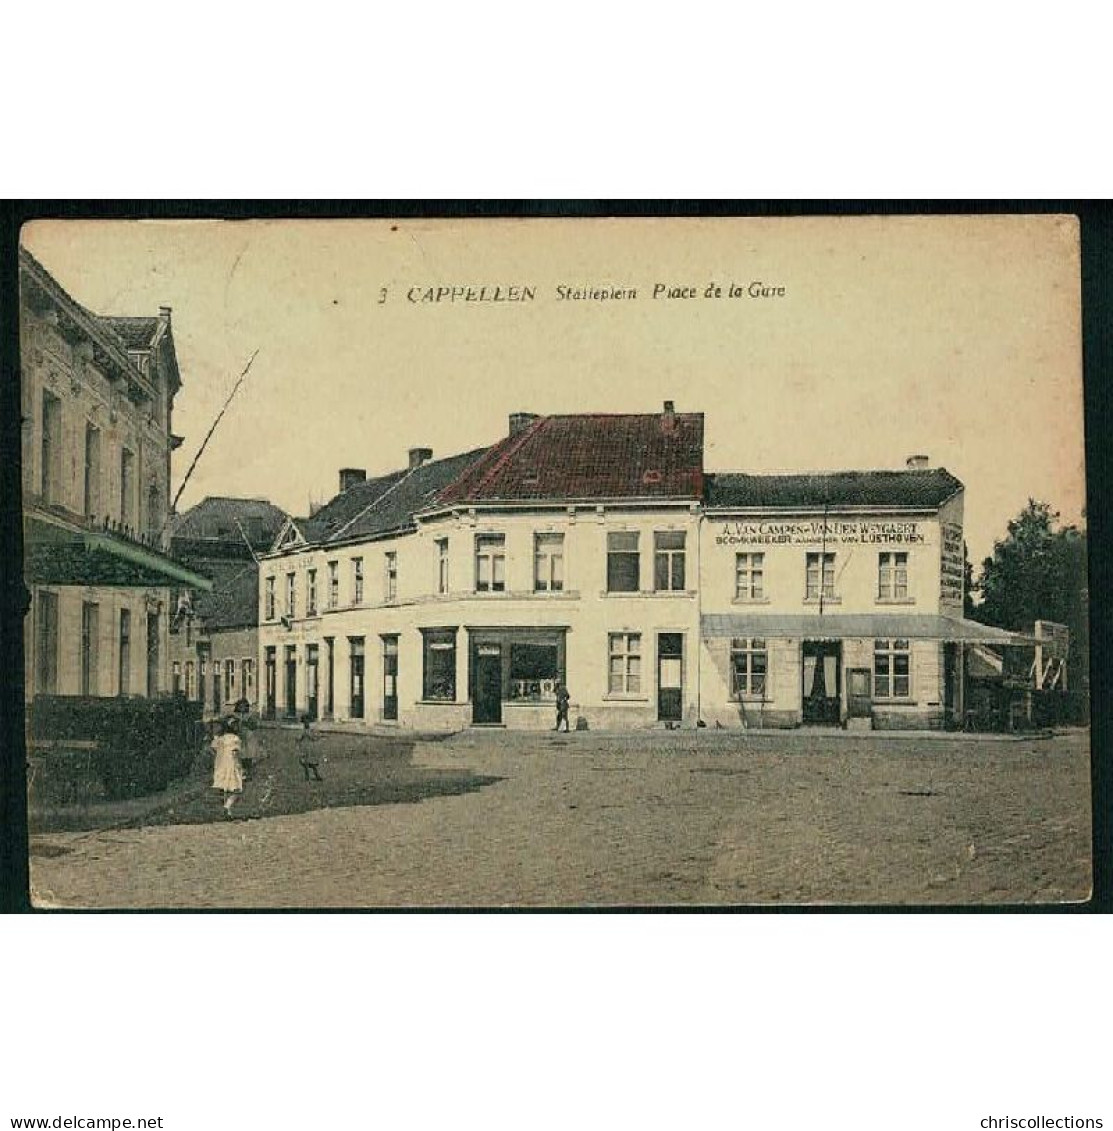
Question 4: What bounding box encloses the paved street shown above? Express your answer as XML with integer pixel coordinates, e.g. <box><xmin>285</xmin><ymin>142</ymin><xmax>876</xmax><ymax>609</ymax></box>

<box><xmin>28</xmin><ymin>728</ymin><xmax>1092</xmax><ymax>908</ymax></box>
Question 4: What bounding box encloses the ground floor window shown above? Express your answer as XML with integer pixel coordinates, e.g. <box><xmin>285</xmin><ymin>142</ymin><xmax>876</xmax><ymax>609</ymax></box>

<box><xmin>242</xmin><ymin>658</ymin><xmax>254</xmax><ymax>703</ymax></box>
<box><xmin>423</xmin><ymin>628</ymin><xmax>457</xmax><ymax>700</ymax></box>
<box><xmin>874</xmin><ymin>639</ymin><xmax>911</xmax><ymax>698</ymax></box>
<box><xmin>730</xmin><ymin>637</ymin><xmax>768</xmax><ymax>697</ymax></box>
<box><xmin>185</xmin><ymin>660</ymin><xmax>196</xmax><ymax>699</ymax></box>
<box><xmin>509</xmin><ymin>642</ymin><xmax>560</xmax><ymax>701</ymax></box>
<box><xmin>349</xmin><ymin>637</ymin><xmax>365</xmax><ymax>718</ymax></box>
<box><xmin>171</xmin><ymin>660</ymin><xmax>181</xmax><ymax>695</ymax></box>
<box><xmin>608</xmin><ymin>632</ymin><xmax>642</xmax><ymax>695</ymax></box>
<box><xmin>224</xmin><ymin>658</ymin><xmax>235</xmax><ymax>702</ymax></box>
<box><xmin>81</xmin><ymin>601</ymin><xmax>99</xmax><ymax>696</ymax></box>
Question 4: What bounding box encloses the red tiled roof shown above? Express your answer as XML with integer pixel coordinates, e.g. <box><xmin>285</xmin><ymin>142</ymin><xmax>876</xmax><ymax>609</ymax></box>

<box><xmin>434</xmin><ymin>413</ymin><xmax>704</xmax><ymax>505</ymax></box>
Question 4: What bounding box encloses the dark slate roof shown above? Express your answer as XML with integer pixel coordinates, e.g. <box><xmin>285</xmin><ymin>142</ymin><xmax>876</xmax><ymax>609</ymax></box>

<box><xmin>703</xmin><ymin>468</ymin><xmax>963</xmax><ymax>510</ymax></box>
<box><xmin>308</xmin><ymin>470</ymin><xmax>410</xmax><ymax>540</ymax></box>
<box><xmin>190</xmin><ymin>557</ymin><xmax>259</xmax><ymax>631</ymax></box>
<box><xmin>169</xmin><ymin>496</ymin><xmax>289</xmax><ymax>546</ymax></box>
<box><xmin>435</xmin><ymin>413</ymin><xmax>704</xmax><ymax>505</ymax></box>
<box><xmin>100</xmin><ymin>315</ymin><xmax>161</xmax><ymax>349</ymax></box>
<box><xmin>322</xmin><ymin>448</ymin><xmax>489</xmax><ymax>543</ymax></box>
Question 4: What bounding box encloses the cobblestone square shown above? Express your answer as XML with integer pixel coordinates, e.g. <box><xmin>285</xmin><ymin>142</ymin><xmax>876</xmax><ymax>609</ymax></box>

<box><xmin>28</xmin><ymin>727</ymin><xmax>1092</xmax><ymax>909</ymax></box>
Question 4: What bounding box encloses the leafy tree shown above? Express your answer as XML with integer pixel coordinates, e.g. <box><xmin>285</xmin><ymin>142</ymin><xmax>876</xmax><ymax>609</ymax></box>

<box><xmin>972</xmin><ymin>500</ymin><xmax>1089</xmax><ymax>688</ymax></box>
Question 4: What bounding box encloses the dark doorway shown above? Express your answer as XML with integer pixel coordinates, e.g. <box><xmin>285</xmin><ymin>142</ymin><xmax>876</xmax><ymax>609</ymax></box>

<box><xmin>306</xmin><ymin>644</ymin><xmax>319</xmax><ymax>720</ymax></box>
<box><xmin>474</xmin><ymin>644</ymin><xmax>502</xmax><ymax>724</ymax></box>
<box><xmin>802</xmin><ymin>640</ymin><xmax>842</xmax><ymax>725</ymax></box>
<box><xmin>324</xmin><ymin>637</ymin><xmax>334</xmax><ymax>718</ymax></box>
<box><xmin>943</xmin><ymin>643</ymin><xmax>958</xmax><ymax>724</ymax></box>
<box><xmin>284</xmin><ymin>645</ymin><xmax>297</xmax><ymax>718</ymax></box>
<box><xmin>382</xmin><ymin>635</ymin><xmax>399</xmax><ymax>721</ymax></box>
<box><xmin>264</xmin><ymin>647</ymin><xmax>276</xmax><ymax>719</ymax></box>
<box><xmin>349</xmin><ymin>637</ymin><xmax>365</xmax><ymax>719</ymax></box>
<box><xmin>657</xmin><ymin>633</ymin><xmax>683</xmax><ymax>722</ymax></box>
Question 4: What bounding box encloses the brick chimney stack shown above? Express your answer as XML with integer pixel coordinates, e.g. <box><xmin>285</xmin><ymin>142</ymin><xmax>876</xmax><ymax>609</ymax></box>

<box><xmin>339</xmin><ymin>468</ymin><xmax>366</xmax><ymax>492</ymax></box>
<box><xmin>662</xmin><ymin>400</ymin><xmax>676</xmax><ymax>433</ymax></box>
<box><xmin>905</xmin><ymin>454</ymin><xmax>930</xmax><ymax>470</ymax></box>
<box><xmin>409</xmin><ymin>447</ymin><xmax>433</xmax><ymax>469</ymax></box>
<box><xmin>509</xmin><ymin>412</ymin><xmax>539</xmax><ymax>436</ymax></box>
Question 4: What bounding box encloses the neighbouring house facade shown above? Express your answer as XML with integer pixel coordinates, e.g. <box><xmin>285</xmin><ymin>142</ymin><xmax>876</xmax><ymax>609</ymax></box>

<box><xmin>167</xmin><ymin>496</ymin><xmax>289</xmax><ymax>717</ymax></box>
<box><xmin>258</xmin><ymin>403</ymin><xmax>1023</xmax><ymax>732</ymax></box>
<box><xmin>20</xmin><ymin>248</ymin><xmax>212</xmax><ymax>704</ymax></box>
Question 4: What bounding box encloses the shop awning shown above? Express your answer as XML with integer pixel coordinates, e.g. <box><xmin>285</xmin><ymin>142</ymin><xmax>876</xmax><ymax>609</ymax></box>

<box><xmin>700</xmin><ymin>613</ymin><xmax>1034</xmax><ymax>645</ymax></box>
<box><xmin>24</xmin><ymin>509</ymin><xmax>214</xmax><ymax>590</ymax></box>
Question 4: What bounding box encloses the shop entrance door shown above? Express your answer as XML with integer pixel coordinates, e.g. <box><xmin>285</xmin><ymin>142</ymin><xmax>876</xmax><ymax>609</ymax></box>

<box><xmin>382</xmin><ymin>635</ymin><xmax>399</xmax><ymax>721</ymax></box>
<box><xmin>474</xmin><ymin>644</ymin><xmax>502</xmax><ymax>724</ymax></box>
<box><xmin>305</xmin><ymin>644</ymin><xmax>319</xmax><ymax>720</ymax></box>
<box><xmin>802</xmin><ymin>641</ymin><xmax>842</xmax><ymax>725</ymax></box>
<box><xmin>657</xmin><ymin>633</ymin><xmax>683</xmax><ymax>722</ymax></box>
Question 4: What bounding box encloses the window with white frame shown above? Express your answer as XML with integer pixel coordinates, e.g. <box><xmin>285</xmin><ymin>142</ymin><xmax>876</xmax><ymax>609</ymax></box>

<box><xmin>264</xmin><ymin>576</ymin><xmax>276</xmax><ymax>620</ymax></box>
<box><xmin>805</xmin><ymin>552</ymin><xmax>836</xmax><ymax>600</ymax></box>
<box><xmin>534</xmin><ymin>533</ymin><xmax>564</xmax><ymax>592</ymax></box>
<box><xmin>730</xmin><ymin>637</ymin><xmax>768</xmax><ymax>697</ymax></box>
<box><xmin>224</xmin><ymin>658</ymin><xmax>235</xmax><ymax>701</ymax></box>
<box><xmin>352</xmin><ymin>557</ymin><xmax>364</xmax><ymax>604</ymax></box>
<box><xmin>436</xmin><ymin>538</ymin><xmax>449</xmax><ymax>594</ymax></box>
<box><xmin>285</xmin><ymin>572</ymin><xmax>296</xmax><ymax>618</ymax></box>
<box><xmin>307</xmin><ymin>568</ymin><xmax>318</xmax><ymax>615</ymax></box>
<box><xmin>475</xmin><ymin>534</ymin><xmax>506</xmax><ymax>592</ymax></box>
<box><xmin>654</xmin><ymin>531</ymin><xmax>687</xmax><ymax>591</ymax></box>
<box><xmin>242</xmin><ymin>657</ymin><xmax>254</xmax><ymax>700</ymax></box>
<box><xmin>735</xmin><ymin>552</ymin><xmax>765</xmax><ymax>600</ymax></box>
<box><xmin>385</xmin><ymin>551</ymin><xmax>398</xmax><ymax>600</ymax></box>
<box><xmin>877</xmin><ymin>551</ymin><xmax>909</xmax><ymax>600</ymax></box>
<box><xmin>327</xmin><ymin>560</ymin><xmax>339</xmax><ymax>608</ymax></box>
<box><xmin>608</xmin><ymin>632</ymin><xmax>642</xmax><ymax>695</ymax></box>
<box><xmin>606</xmin><ymin>531</ymin><xmax>640</xmax><ymax>592</ymax></box>
<box><xmin>874</xmin><ymin>639</ymin><xmax>911</xmax><ymax>699</ymax></box>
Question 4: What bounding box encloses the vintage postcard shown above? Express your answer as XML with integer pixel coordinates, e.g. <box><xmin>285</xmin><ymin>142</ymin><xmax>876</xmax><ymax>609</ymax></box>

<box><xmin>18</xmin><ymin>213</ymin><xmax>1090</xmax><ymax>908</ymax></box>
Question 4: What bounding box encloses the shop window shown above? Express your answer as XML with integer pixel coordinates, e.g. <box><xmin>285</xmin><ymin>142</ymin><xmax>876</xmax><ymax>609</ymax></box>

<box><xmin>423</xmin><ymin>629</ymin><xmax>457</xmax><ymax>700</ymax></box>
<box><xmin>80</xmin><ymin>602</ymin><xmax>99</xmax><ymax>696</ymax></box>
<box><xmin>534</xmin><ymin>533</ymin><xmax>564</xmax><ymax>592</ymax></box>
<box><xmin>475</xmin><ymin>535</ymin><xmax>506</xmax><ymax>592</ymax></box>
<box><xmin>510</xmin><ymin>643</ymin><xmax>560</xmax><ymax>700</ymax></box>
<box><xmin>608</xmin><ymin>632</ymin><xmax>642</xmax><ymax>695</ymax></box>
<box><xmin>285</xmin><ymin>572</ymin><xmax>296</xmax><ymax>618</ymax></box>
<box><xmin>385</xmin><ymin>551</ymin><xmax>398</xmax><ymax>600</ymax></box>
<box><xmin>730</xmin><ymin>637</ymin><xmax>768</xmax><ymax>697</ymax></box>
<box><xmin>805</xmin><ymin>552</ymin><xmax>836</xmax><ymax>600</ymax></box>
<box><xmin>437</xmin><ymin>538</ymin><xmax>449</xmax><ymax>594</ymax></box>
<box><xmin>327</xmin><ymin>561</ymin><xmax>339</xmax><ymax>608</ymax></box>
<box><xmin>735</xmin><ymin>552</ymin><xmax>765</xmax><ymax>600</ymax></box>
<box><xmin>877</xmin><ymin>552</ymin><xmax>910</xmax><ymax>600</ymax></box>
<box><xmin>654</xmin><ymin>531</ymin><xmax>686</xmax><ymax>591</ymax></box>
<box><xmin>306</xmin><ymin>568</ymin><xmax>318</xmax><ymax>615</ymax></box>
<box><xmin>874</xmin><ymin>639</ymin><xmax>911</xmax><ymax>699</ymax></box>
<box><xmin>607</xmin><ymin>531</ymin><xmax>640</xmax><ymax>592</ymax></box>
<box><xmin>264</xmin><ymin>576</ymin><xmax>276</xmax><ymax>620</ymax></box>
<box><xmin>352</xmin><ymin>557</ymin><xmax>364</xmax><ymax>604</ymax></box>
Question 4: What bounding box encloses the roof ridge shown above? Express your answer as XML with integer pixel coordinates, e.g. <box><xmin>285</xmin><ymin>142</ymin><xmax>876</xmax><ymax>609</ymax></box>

<box><xmin>329</xmin><ymin>463</ymin><xmax>423</xmax><ymax>541</ymax></box>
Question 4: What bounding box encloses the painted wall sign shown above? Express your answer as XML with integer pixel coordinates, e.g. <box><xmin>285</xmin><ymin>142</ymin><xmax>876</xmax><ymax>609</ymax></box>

<box><xmin>939</xmin><ymin>522</ymin><xmax>964</xmax><ymax>607</ymax></box>
<box><xmin>714</xmin><ymin>520</ymin><xmax>926</xmax><ymax>547</ymax></box>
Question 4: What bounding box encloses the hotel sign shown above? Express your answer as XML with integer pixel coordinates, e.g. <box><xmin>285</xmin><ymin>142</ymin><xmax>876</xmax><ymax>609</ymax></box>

<box><xmin>939</xmin><ymin>522</ymin><xmax>964</xmax><ymax>608</ymax></box>
<box><xmin>714</xmin><ymin>520</ymin><xmax>926</xmax><ymax>547</ymax></box>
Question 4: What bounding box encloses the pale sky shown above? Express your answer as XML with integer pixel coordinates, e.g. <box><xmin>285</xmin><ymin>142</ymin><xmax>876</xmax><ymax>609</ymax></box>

<box><xmin>22</xmin><ymin>215</ymin><xmax>1086</xmax><ymax>567</ymax></box>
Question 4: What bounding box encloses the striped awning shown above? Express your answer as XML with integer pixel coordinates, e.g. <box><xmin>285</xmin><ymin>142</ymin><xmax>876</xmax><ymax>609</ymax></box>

<box><xmin>700</xmin><ymin>613</ymin><xmax>1033</xmax><ymax>645</ymax></box>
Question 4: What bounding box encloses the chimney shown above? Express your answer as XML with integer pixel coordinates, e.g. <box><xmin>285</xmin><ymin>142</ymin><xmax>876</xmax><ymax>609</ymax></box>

<box><xmin>905</xmin><ymin>454</ymin><xmax>930</xmax><ymax>470</ymax></box>
<box><xmin>662</xmin><ymin>400</ymin><xmax>676</xmax><ymax>432</ymax></box>
<box><xmin>158</xmin><ymin>305</ymin><xmax>172</xmax><ymax>325</ymax></box>
<box><xmin>408</xmin><ymin>447</ymin><xmax>433</xmax><ymax>469</ymax></box>
<box><xmin>339</xmin><ymin>467</ymin><xmax>366</xmax><ymax>492</ymax></box>
<box><xmin>509</xmin><ymin>412</ymin><xmax>539</xmax><ymax>436</ymax></box>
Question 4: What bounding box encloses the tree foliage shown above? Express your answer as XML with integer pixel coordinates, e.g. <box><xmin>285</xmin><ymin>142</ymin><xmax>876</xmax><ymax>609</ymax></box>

<box><xmin>972</xmin><ymin>500</ymin><xmax>1089</xmax><ymax>685</ymax></box>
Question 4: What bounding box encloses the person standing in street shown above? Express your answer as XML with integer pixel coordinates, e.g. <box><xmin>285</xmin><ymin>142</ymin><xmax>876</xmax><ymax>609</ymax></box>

<box><xmin>211</xmin><ymin>719</ymin><xmax>244</xmax><ymax>817</ymax></box>
<box><xmin>554</xmin><ymin>682</ymin><xmax>571</xmax><ymax>732</ymax></box>
<box><xmin>297</xmin><ymin>714</ymin><xmax>324</xmax><ymax>782</ymax></box>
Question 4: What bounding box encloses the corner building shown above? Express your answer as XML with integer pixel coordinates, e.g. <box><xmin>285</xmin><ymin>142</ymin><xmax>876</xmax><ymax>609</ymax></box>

<box><xmin>259</xmin><ymin>405</ymin><xmax>1018</xmax><ymax>732</ymax></box>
